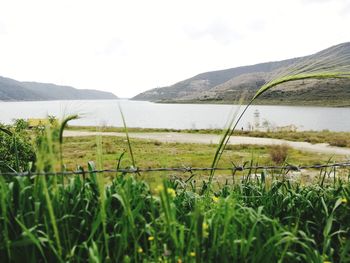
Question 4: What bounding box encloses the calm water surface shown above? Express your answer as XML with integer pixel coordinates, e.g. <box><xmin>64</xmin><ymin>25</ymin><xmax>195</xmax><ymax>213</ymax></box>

<box><xmin>0</xmin><ymin>99</ymin><xmax>349</xmax><ymax>131</ymax></box>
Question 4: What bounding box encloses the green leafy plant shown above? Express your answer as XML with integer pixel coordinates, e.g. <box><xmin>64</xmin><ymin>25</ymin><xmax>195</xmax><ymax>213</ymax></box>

<box><xmin>0</xmin><ymin>124</ymin><xmax>35</xmax><ymax>173</ymax></box>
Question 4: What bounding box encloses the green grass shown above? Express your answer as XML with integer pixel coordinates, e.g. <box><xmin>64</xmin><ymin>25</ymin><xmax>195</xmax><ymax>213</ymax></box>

<box><xmin>59</xmin><ymin>135</ymin><xmax>350</xmax><ymax>190</ymax></box>
<box><xmin>60</xmin><ymin>135</ymin><xmax>345</xmax><ymax>175</ymax></box>
<box><xmin>1</xmin><ymin>169</ymin><xmax>350</xmax><ymax>262</ymax></box>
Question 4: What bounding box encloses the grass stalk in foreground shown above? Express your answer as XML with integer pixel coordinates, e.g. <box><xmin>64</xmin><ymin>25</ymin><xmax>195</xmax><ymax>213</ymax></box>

<box><xmin>95</xmin><ymin>131</ymin><xmax>110</xmax><ymax>260</ymax></box>
<box><xmin>59</xmin><ymin>114</ymin><xmax>79</xmax><ymax>170</ymax></box>
<box><xmin>118</xmin><ymin>104</ymin><xmax>137</xmax><ymax>168</ymax></box>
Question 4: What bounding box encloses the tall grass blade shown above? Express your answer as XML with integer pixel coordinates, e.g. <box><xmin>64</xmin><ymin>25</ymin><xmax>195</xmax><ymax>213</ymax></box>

<box><xmin>58</xmin><ymin>114</ymin><xmax>79</xmax><ymax>169</ymax></box>
<box><xmin>118</xmin><ymin>104</ymin><xmax>137</xmax><ymax>168</ymax></box>
<box><xmin>0</xmin><ymin>127</ymin><xmax>13</xmax><ymax>136</ymax></box>
<box><xmin>95</xmin><ymin>131</ymin><xmax>110</xmax><ymax>259</ymax></box>
<box><xmin>209</xmin><ymin>101</ymin><xmax>243</xmax><ymax>184</ymax></box>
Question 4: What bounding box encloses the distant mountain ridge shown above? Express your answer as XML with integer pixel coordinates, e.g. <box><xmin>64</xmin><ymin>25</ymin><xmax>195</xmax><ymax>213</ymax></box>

<box><xmin>132</xmin><ymin>43</ymin><xmax>350</xmax><ymax>106</ymax></box>
<box><xmin>0</xmin><ymin>76</ymin><xmax>117</xmax><ymax>101</ymax></box>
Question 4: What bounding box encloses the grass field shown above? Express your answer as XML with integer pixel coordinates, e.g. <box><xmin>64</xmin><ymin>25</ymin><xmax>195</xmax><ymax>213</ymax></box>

<box><xmin>62</xmin><ymin>135</ymin><xmax>343</xmax><ymax>168</ymax></box>
<box><xmin>60</xmin><ymin>135</ymin><xmax>349</xmax><ymax>186</ymax></box>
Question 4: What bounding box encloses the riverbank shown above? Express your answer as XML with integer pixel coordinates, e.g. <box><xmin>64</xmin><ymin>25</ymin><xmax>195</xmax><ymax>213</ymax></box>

<box><xmin>143</xmin><ymin>98</ymin><xmax>350</xmax><ymax>107</ymax></box>
<box><xmin>67</xmin><ymin>126</ymin><xmax>350</xmax><ymax>148</ymax></box>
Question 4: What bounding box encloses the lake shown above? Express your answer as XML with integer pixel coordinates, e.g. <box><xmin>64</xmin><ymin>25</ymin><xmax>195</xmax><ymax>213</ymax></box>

<box><xmin>0</xmin><ymin>99</ymin><xmax>349</xmax><ymax>131</ymax></box>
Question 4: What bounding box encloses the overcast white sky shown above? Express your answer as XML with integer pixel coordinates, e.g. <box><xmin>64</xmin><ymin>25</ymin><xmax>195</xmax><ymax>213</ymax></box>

<box><xmin>0</xmin><ymin>0</ymin><xmax>349</xmax><ymax>98</ymax></box>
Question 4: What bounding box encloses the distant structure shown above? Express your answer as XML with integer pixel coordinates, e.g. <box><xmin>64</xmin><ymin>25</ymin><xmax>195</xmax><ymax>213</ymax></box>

<box><xmin>275</xmin><ymin>124</ymin><xmax>298</xmax><ymax>132</ymax></box>
<box><xmin>254</xmin><ymin>109</ymin><xmax>260</xmax><ymax>130</ymax></box>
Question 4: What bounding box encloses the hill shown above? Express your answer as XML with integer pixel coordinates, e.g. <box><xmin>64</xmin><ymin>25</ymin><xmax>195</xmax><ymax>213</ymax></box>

<box><xmin>0</xmin><ymin>76</ymin><xmax>117</xmax><ymax>101</ymax></box>
<box><xmin>132</xmin><ymin>43</ymin><xmax>350</xmax><ymax>106</ymax></box>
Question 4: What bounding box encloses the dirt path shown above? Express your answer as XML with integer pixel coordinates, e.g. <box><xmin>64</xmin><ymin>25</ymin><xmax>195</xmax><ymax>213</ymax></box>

<box><xmin>64</xmin><ymin>130</ymin><xmax>350</xmax><ymax>156</ymax></box>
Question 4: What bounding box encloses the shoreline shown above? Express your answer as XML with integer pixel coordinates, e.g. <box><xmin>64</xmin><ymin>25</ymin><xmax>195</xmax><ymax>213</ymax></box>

<box><xmin>64</xmin><ymin>130</ymin><xmax>350</xmax><ymax>156</ymax></box>
<box><xmin>66</xmin><ymin>126</ymin><xmax>350</xmax><ymax>148</ymax></box>
<box><xmin>131</xmin><ymin>98</ymin><xmax>350</xmax><ymax>108</ymax></box>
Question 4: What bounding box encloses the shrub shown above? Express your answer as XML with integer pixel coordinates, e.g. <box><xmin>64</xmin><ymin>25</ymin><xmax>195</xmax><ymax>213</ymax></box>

<box><xmin>329</xmin><ymin>137</ymin><xmax>348</xmax><ymax>147</ymax></box>
<box><xmin>269</xmin><ymin>144</ymin><xmax>290</xmax><ymax>164</ymax></box>
<box><xmin>0</xmin><ymin>128</ymin><xmax>35</xmax><ymax>173</ymax></box>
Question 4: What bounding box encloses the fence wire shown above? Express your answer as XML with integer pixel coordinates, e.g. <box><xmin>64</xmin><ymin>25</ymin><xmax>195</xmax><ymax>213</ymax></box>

<box><xmin>1</xmin><ymin>161</ymin><xmax>350</xmax><ymax>177</ymax></box>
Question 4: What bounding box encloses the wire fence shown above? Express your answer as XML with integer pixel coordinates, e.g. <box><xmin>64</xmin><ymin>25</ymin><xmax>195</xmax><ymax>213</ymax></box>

<box><xmin>1</xmin><ymin>161</ymin><xmax>350</xmax><ymax>177</ymax></box>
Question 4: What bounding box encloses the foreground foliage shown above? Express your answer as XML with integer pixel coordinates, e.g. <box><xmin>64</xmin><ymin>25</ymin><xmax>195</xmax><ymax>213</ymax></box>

<box><xmin>0</xmin><ymin>171</ymin><xmax>349</xmax><ymax>262</ymax></box>
<box><xmin>0</xmin><ymin>121</ymin><xmax>35</xmax><ymax>173</ymax></box>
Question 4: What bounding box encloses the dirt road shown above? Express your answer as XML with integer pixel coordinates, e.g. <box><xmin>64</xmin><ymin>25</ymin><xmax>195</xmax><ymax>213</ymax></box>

<box><xmin>64</xmin><ymin>130</ymin><xmax>350</xmax><ymax>156</ymax></box>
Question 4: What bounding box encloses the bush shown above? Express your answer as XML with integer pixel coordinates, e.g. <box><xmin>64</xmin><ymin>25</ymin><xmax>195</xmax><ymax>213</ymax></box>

<box><xmin>269</xmin><ymin>144</ymin><xmax>290</xmax><ymax>164</ymax></box>
<box><xmin>0</xmin><ymin>122</ymin><xmax>36</xmax><ymax>173</ymax></box>
<box><xmin>329</xmin><ymin>137</ymin><xmax>348</xmax><ymax>147</ymax></box>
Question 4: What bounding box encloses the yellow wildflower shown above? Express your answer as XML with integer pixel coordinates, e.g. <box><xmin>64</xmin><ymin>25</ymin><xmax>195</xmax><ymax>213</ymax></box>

<box><xmin>190</xmin><ymin>252</ymin><xmax>196</xmax><ymax>257</ymax></box>
<box><xmin>203</xmin><ymin>222</ymin><xmax>209</xmax><ymax>238</ymax></box>
<box><xmin>177</xmin><ymin>259</ymin><xmax>183</xmax><ymax>263</ymax></box>
<box><xmin>154</xmin><ymin>185</ymin><xmax>164</xmax><ymax>194</ymax></box>
<box><xmin>212</xmin><ymin>196</ymin><xmax>219</xmax><ymax>203</ymax></box>
<box><xmin>341</xmin><ymin>198</ymin><xmax>348</xmax><ymax>204</ymax></box>
<box><xmin>148</xmin><ymin>236</ymin><xmax>154</xmax><ymax>241</ymax></box>
<box><xmin>203</xmin><ymin>222</ymin><xmax>209</xmax><ymax>230</ymax></box>
<box><xmin>323</xmin><ymin>261</ymin><xmax>331</xmax><ymax>263</ymax></box>
<box><xmin>138</xmin><ymin>247</ymin><xmax>143</xmax><ymax>253</ymax></box>
<box><xmin>167</xmin><ymin>188</ymin><xmax>176</xmax><ymax>198</ymax></box>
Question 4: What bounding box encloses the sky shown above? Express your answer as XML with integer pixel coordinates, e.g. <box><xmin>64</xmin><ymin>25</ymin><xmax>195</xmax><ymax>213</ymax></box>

<box><xmin>0</xmin><ymin>0</ymin><xmax>349</xmax><ymax>98</ymax></box>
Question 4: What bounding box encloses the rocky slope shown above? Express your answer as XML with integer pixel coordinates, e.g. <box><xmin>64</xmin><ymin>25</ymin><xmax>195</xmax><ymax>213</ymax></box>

<box><xmin>133</xmin><ymin>43</ymin><xmax>350</xmax><ymax>106</ymax></box>
<box><xmin>0</xmin><ymin>76</ymin><xmax>117</xmax><ymax>101</ymax></box>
